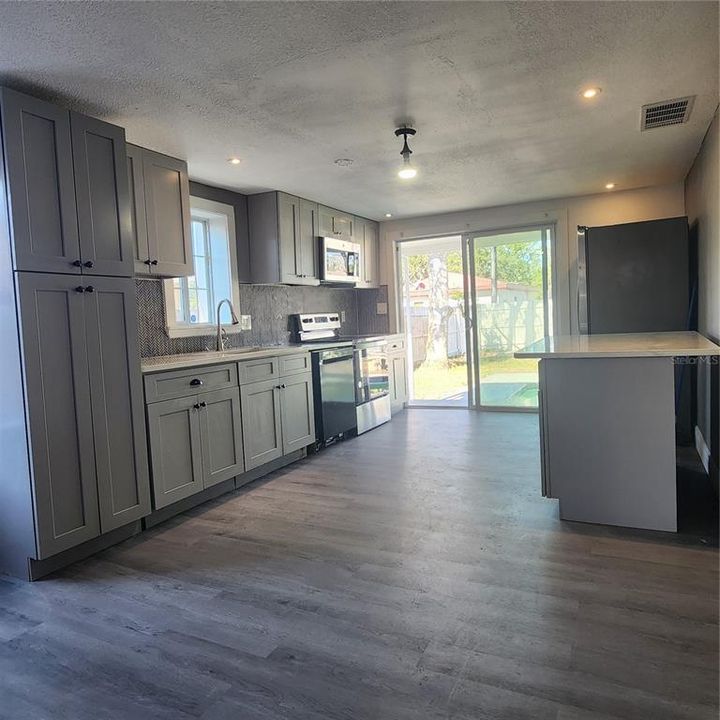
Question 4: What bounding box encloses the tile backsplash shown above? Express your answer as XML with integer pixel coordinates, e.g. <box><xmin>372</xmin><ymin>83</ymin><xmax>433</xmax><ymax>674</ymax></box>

<box><xmin>136</xmin><ymin>279</ymin><xmax>389</xmax><ymax>357</ymax></box>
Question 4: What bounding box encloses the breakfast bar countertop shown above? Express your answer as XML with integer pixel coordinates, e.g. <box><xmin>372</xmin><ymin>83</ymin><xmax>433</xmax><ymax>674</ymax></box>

<box><xmin>514</xmin><ymin>331</ymin><xmax>720</xmax><ymax>359</ymax></box>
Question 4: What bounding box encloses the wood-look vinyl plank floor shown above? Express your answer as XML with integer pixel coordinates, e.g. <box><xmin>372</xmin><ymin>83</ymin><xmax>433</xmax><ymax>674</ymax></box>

<box><xmin>0</xmin><ymin>410</ymin><xmax>717</xmax><ymax>720</ymax></box>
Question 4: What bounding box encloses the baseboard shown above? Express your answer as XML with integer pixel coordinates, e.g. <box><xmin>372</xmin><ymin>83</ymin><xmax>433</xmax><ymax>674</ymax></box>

<box><xmin>695</xmin><ymin>425</ymin><xmax>711</xmax><ymax>474</ymax></box>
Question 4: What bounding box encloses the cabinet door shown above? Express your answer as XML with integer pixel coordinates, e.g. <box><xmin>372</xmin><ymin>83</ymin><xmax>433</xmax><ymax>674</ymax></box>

<box><xmin>147</xmin><ymin>396</ymin><xmax>204</xmax><ymax>509</ymax></box>
<box><xmin>280</xmin><ymin>373</ymin><xmax>316</xmax><ymax>454</ymax></box>
<box><xmin>85</xmin><ymin>277</ymin><xmax>151</xmax><ymax>531</ymax></box>
<box><xmin>318</xmin><ymin>206</ymin><xmax>353</xmax><ymax>239</ymax></box>
<box><xmin>17</xmin><ymin>273</ymin><xmax>99</xmax><ymax>558</ymax></box>
<box><xmin>240</xmin><ymin>379</ymin><xmax>283</xmax><ymax>470</ymax></box>
<box><xmin>364</xmin><ymin>220</ymin><xmax>379</xmax><ymax>287</ymax></box>
<box><xmin>199</xmin><ymin>387</ymin><xmax>244</xmax><ymax>488</ymax></box>
<box><xmin>390</xmin><ymin>353</ymin><xmax>407</xmax><ymax>412</ymax></box>
<box><xmin>298</xmin><ymin>198</ymin><xmax>319</xmax><ymax>284</ymax></box>
<box><xmin>126</xmin><ymin>144</ymin><xmax>150</xmax><ymax>275</ymax></box>
<box><xmin>143</xmin><ymin>149</ymin><xmax>193</xmax><ymax>277</ymax></box>
<box><xmin>277</xmin><ymin>192</ymin><xmax>301</xmax><ymax>284</ymax></box>
<box><xmin>0</xmin><ymin>89</ymin><xmax>81</xmax><ymax>274</ymax></box>
<box><xmin>71</xmin><ymin>113</ymin><xmax>133</xmax><ymax>277</ymax></box>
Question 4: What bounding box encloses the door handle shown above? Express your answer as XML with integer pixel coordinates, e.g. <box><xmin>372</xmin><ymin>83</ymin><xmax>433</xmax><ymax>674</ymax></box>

<box><xmin>151</xmin><ymin>260</ymin><xmax>159</xmax><ymax>266</ymax></box>
<box><xmin>199</xmin><ymin>401</ymin><xmax>207</xmax><ymax>408</ymax></box>
<box><xmin>72</xmin><ymin>260</ymin><xmax>82</xmax><ymax>267</ymax></box>
<box><xmin>83</xmin><ymin>260</ymin><xmax>94</xmax><ymax>268</ymax></box>
<box><xmin>75</xmin><ymin>286</ymin><xmax>85</xmax><ymax>293</ymax></box>
<box><xmin>85</xmin><ymin>286</ymin><xmax>94</xmax><ymax>293</ymax></box>
<box><xmin>190</xmin><ymin>378</ymin><xmax>203</xmax><ymax>386</ymax></box>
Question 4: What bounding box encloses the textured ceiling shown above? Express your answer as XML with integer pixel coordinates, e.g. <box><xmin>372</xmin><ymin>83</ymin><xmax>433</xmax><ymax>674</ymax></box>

<box><xmin>0</xmin><ymin>1</ymin><xmax>717</xmax><ymax>220</ymax></box>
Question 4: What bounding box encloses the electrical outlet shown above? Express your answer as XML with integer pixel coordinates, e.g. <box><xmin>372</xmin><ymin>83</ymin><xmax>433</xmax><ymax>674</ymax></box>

<box><xmin>239</xmin><ymin>314</ymin><xmax>252</xmax><ymax>330</ymax></box>
<box><xmin>340</xmin><ymin>310</ymin><xmax>346</xmax><ymax>322</ymax></box>
<box><xmin>376</xmin><ymin>302</ymin><xmax>388</xmax><ymax>315</ymax></box>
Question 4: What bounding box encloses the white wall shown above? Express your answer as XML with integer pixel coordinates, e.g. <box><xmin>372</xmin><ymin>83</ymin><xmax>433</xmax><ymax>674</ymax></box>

<box><xmin>684</xmin><ymin>109</ymin><xmax>719</xmax><ymax>481</ymax></box>
<box><xmin>380</xmin><ymin>182</ymin><xmax>686</xmax><ymax>335</ymax></box>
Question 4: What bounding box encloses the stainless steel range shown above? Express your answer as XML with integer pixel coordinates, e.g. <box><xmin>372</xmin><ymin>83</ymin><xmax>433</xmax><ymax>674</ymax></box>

<box><xmin>292</xmin><ymin>313</ymin><xmax>392</xmax><ymax>440</ymax></box>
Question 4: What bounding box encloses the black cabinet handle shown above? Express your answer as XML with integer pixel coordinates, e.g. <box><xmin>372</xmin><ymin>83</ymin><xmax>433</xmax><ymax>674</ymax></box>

<box><xmin>75</xmin><ymin>286</ymin><xmax>85</xmax><ymax>293</ymax></box>
<box><xmin>72</xmin><ymin>260</ymin><xmax>82</xmax><ymax>267</ymax></box>
<box><xmin>144</xmin><ymin>259</ymin><xmax>152</xmax><ymax>265</ymax></box>
<box><xmin>85</xmin><ymin>286</ymin><xmax>94</xmax><ymax>293</ymax></box>
<box><xmin>193</xmin><ymin>403</ymin><xmax>201</xmax><ymax>410</ymax></box>
<box><xmin>83</xmin><ymin>261</ymin><xmax>94</xmax><ymax>268</ymax></box>
<box><xmin>190</xmin><ymin>378</ymin><xmax>203</xmax><ymax>386</ymax></box>
<box><xmin>151</xmin><ymin>260</ymin><xmax>159</xmax><ymax>266</ymax></box>
<box><xmin>280</xmin><ymin>383</ymin><xmax>287</xmax><ymax>389</ymax></box>
<box><xmin>199</xmin><ymin>401</ymin><xmax>207</xmax><ymax>408</ymax></box>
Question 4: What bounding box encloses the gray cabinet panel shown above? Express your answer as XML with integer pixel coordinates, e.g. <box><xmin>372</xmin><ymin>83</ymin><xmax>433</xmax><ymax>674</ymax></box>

<box><xmin>319</xmin><ymin>205</ymin><xmax>353</xmax><ymax>239</ymax></box>
<box><xmin>390</xmin><ymin>352</ymin><xmax>407</xmax><ymax>413</ymax></box>
<box><xmin>280</xmin><ymin>373</ymin><xmax>316</xmax><ymax>454</ymax></box>
<box><xmin>298</xmin><ymin>198</ymin><xmax>319</xmax><ymax>282</ymax></box>
<box><xmin>240</xmin><ymin>378</ymin><xmax>283</xmax><ymax>470</ymax></box>
<box><xmin>279</xmin><ymin>353</ymin><xmax>311</xmax><ymax>377</ymax></box>
<box><xmin>355</xmin><ymin>216</ymin><xmax>379</xmax><ymax>288</ymax></box>
<box><xmin>199</xmin><ymin>387</ymin><xmax>244</xmax><ymax>488</ymax></box>
<box><xmin>147</xmin><ymin>396</ymin><xmax>204</xmax><ymax>509</ymax></box>
<box><xmin>127</xmin><ymin>144</ymin><xmax>150</xmax><ymax>275</ymax></box>
<box><xmin>85</xmin><ymin>278</ymin><xmax>150</xmax><ymax>531</ymax></box>
<box><xmin>237</xmin><ymin>356</ymin><xmax>279</xmax><ymax>385</ymax></box>
<box><xmin>143</xmin><ymin>149</ymin><xmax>193</xmax><ymax>277</ymax></box>
<box><xmin>17</xmin><ymin>273</ymin><xmax>99</xmax><ymax>557</ymax></box>
<box><xmin>70</xmin><ymin>113</ymin><xmax>133</xmax><ymax>277</ymax></box>
<box><xmin>1</xmin><ymin>89</ymin><xmax>81</xmax><ymax>274</ymax></box>
<box><xmin>278</xmin><ymin>192</ymin><xmax>300</xmax><ymax>284</ymax></box>
<box><xmin>144</xmin><ymin>363</ymin><xmax>238</xmax><ymax>403</ymax></box>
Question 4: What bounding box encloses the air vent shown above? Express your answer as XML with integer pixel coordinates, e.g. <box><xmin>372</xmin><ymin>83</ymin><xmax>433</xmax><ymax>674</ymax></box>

<box><xmin>641</xmin><ymin>96</ymin><xmax>694</xmax><ymax>131</ymax></box>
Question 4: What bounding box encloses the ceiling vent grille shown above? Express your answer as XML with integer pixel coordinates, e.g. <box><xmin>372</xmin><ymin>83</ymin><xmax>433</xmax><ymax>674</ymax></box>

<box><xmin>641</xmin><ymin>96</ymin><xmax>694</xmax><ymax>131</ymax></box>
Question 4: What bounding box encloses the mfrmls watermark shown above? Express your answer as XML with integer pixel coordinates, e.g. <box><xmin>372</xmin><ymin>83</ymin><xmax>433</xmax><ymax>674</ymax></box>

<box><xmin>673</xmin><ymin>356</ymin><xmax>720</xmax><ymax>365</ymax></box>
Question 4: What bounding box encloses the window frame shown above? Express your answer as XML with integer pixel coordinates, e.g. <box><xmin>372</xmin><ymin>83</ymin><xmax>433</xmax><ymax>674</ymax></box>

<box><xmin>163</xmin><ymin>196</ymin><xmax>241</xmax><ymax>338</ymax></box>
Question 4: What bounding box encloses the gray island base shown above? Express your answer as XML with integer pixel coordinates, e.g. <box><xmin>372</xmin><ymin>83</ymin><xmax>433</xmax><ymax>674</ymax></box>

<box><xmin>516</xmin><ymin>332</ymin><xmax>720</xmax><ymax>532</ymax></box>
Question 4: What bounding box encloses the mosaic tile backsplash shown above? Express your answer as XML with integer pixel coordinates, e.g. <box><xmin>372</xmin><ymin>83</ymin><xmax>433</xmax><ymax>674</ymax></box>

<box><xmin>136</xmin><ymin>279</ymin><xmax>390</xmax><ymax>358</ymax></box>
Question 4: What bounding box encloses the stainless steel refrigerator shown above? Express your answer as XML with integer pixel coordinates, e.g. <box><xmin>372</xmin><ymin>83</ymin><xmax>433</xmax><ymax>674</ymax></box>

<box><xmin>577</xmin><ymin>216</ymin><xmax>690</xmax><ymax>335</ymax></box>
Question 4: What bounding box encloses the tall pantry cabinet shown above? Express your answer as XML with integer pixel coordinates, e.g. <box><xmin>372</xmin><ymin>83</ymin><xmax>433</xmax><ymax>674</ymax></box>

<box><xmin>0</xmin><ymin>87</ymin><xmax>150</xmax><ymax>579</ymax></box>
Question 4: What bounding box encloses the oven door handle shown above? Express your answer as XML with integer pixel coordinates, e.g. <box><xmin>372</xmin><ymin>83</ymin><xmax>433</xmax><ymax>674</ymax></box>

<box><xmin>319</xmin><ymin>354</ymin><xmax>354</xmax><ymax>365</ymax></box>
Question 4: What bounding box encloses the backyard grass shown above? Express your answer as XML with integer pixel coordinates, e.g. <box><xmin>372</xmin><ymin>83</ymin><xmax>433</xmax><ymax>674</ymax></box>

<box><xmin>411</xmin><ymin>355</ymin><xmax>539</xmax><ymax>400</ymax></box>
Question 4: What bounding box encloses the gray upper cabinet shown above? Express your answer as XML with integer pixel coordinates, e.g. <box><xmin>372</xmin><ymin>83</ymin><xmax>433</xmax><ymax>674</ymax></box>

<box><xmin>126</xmin><ymin>144</ymin><xmax>149</xmax><ymax>275</ymax></box>
<box><xmin>318</xmin><ymin>205</ymin><xmax>353</xmax><ymax>239</ymax></box>
<box><xmin>248</xmin><ymin>191</ymin><xmax>319</xmax><ymax>285</ymax></box>
<box><xmin>199</xmin><ymin>387</ymin><xmax>244</xmax><ymax>488</ymax></box>
<box><xmin>280</xmin><ymin>373</ymin><xmax>316</xmax><ymax>454</ymax></box>
<box><xmin>16</xmin><ymin>273</ymin><xmax>151</xmax><ymax>556</ymax></box>
<box><xmin>240</xmin><ymin>378</ymin><xmax>284</xmax><ymax>470</ymax></box>
<box><xmin>17</xmin><ymin>274</ymin><xmax>100</xmax><ymax>558</ymax></box>
<box><xmin>0</xmin><ymin>88</ymin><xmax>81</xmax><ymax>274</ymax></box>
<box><xmin>71</xmin><ymin>113</ymin><xmax>133</xmax><ymax>277</ymax></box>
<box><xmin>128</xmin><ymin>145</ymin><xmax>193</xmax><ymax>278</ymax></box>
<box><xmin>147</xmin><ymin>396</ymin><xmax>204</xmax><ymax>509</ymax></box>
<box><xmin>84</xmin><ymin>277</ymin><xmax>151</xmax><ymax>531</ymax></box>
<box><xmin>355</xmin><ymin>216</ymin><xmax>379</xmax><ymax>288</ymax></box>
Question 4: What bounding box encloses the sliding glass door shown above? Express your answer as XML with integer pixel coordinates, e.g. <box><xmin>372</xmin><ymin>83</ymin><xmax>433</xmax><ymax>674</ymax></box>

<box><xmin>463</xmin><ymin>227</ymin><xmax>553</xmax><ymax>409</ymax></box>
<box><xmin>397</xmin><ymin>225</ymin><xmax>553</xmax><ymax>410</ymax></box>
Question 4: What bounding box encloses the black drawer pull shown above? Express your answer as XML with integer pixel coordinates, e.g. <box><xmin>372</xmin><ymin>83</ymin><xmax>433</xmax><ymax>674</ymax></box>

<box><xmin>85</xmin><ymin>285</ymin><xmax>94</xmax><ymax>293</ymax></box>
<box><xmin>144</xmin><ymin>259</ymin><xmax>152</xmax><ymax>265</ymax></box>
<box><xmin>72</xmin><ymin>260</ymin><xmax>82</xmax><ymax>267</ymax></box>
<box><xmin>75</xmin><ymin>286</ymin><xmax>85</xmax><ymax>293</ymax></box>
<box><xmin>193</xmin><ymin>403</ymin><xmax>201</xmax><ymax>410</ymax></box>
<box><xmin>190</xmin><ymin>378</ymin><xmax>203</xmax><ymax>386</ymax></box>
<box><xmin>84</xmin><ymin>261</ymin><xmax>94</xmax><ymax>268</ymax></box>
<box><xmin>199</xmin><ymin>401</ymin><xmax>207</xmax><ymax>408</ymax></box>
<box><xmin>151</xmin><ymin>260</ymin><xmax>159</xmax><ymax>266</ymax></box>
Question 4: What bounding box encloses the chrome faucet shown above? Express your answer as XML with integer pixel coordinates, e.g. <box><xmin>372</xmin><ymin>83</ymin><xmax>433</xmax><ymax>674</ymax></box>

<box><xmin>216</xmin><ymin>298</ymin><xmax>240</xmax><ymax>351</ymax></box>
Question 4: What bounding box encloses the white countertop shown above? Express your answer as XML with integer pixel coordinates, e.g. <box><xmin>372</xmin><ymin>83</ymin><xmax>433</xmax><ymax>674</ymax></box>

<box><xmin>514</xmin><ymin>331</ymin><xmax>720</xmax><ymax>359</ymax></box>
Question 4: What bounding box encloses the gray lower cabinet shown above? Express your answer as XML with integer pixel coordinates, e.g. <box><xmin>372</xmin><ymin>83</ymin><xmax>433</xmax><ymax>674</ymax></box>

<box><xmin>16</xmin><ymin>273</ymin><xmax>150</xmax><ymax>558</ymax></box>
<box><xmin>280</xmin><ymin>373</ymin><xmax>315</xmax><ymax>453</ymax></box>
<box><xmin>0</xmin><ymin>87</ymin><xmax>133</xmax><ymax>277</ymax></box>
<box><xmin>147</xmin><ymin>387</ymin><xmax>244</xmax><ymax>508</ymax></box>
<box><xmin>128</xmin><ymin>144</ymin><xmax>193</xmax><ymax>277</ymax></box>
<box><xmin>389</xmin><ymin>340</ymin><xmax>408</xmax><ymax>413</ymax></box>
<box><xmin>240</xmin><ymin>378</ymin><xmax>284</xmax><ymax>470</ymax></box>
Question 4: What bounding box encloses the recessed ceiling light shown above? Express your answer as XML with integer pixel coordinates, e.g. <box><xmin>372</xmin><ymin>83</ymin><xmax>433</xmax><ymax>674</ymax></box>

<box><xmin>334</xmin><ymin>158</ymin><xmax>354</xmax><ymax>167</ymax></box>
<box><xmin>605</xmin><ymin>182</ymin><xmax>616</xmax><ymax>190</ymax></box>
<box><xmin>385</xmin><ymin>213</ymin><xmax>392</xmax><ymax>218</ymax></box>
<box><xmin>228</xmin><ymin>157</ymin><xmax>241</xmax><ymax>165</ymax></box>
<box><xmin>581</xmin><ymin>87</ymin><xmax>602</xmax><ymax>99</ymax></box>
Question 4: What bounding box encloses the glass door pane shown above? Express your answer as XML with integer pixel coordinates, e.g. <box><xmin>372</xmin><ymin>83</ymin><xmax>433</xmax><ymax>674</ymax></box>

<box><xmin>468</xmin><ymin>228</ymin><xmax>551</xmax><ymax>409</ymax></box>
<box><xmin>398</xmin><ymin>235</ymin><xmax>468</xmax><ymax>407</ymax></box>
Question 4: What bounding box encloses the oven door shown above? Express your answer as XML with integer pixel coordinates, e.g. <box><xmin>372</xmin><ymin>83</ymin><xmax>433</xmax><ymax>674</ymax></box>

<box><xmin>322</xmin><ymin>237</ymin><xmax>361</xmax><ymax>283</ymax></box>
<box><xmin>354</xmin><ymin>343</ymin><xmax>390</xmax><ymax>405</ymax></box>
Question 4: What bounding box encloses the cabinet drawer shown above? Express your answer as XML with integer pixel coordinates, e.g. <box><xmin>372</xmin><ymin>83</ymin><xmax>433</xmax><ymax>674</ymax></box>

<box><xmin>279</xmin><ymin>353</ymin><xmax>311</xmax><ymax>377</ymax></box>
<box><xmin>144</xmin><ymin>364</ymin><xmax>238</xmax><ymax>403</ymax></box>
<box><xmin>238</xmin><ymin>356</ymin><xmax>280</xmax><ymax>385</ymax></box>
<box><xmin>387</xmin><ymin>336</ymin><xmax>405</xmax><ymax>352</ymax></box>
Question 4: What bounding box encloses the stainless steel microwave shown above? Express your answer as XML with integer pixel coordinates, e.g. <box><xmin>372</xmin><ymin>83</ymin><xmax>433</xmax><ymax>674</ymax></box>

<box><xmin>321</xmin><ymin>237</ymin><xmax>361</xmax><ymax>283</ymax></box>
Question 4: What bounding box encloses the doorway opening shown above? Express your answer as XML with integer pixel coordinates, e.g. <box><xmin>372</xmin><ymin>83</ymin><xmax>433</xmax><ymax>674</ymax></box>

<box><xmin>397</xmin><ymin>225</ymin><xmax>554</xmax><ymax>410</ymax></box>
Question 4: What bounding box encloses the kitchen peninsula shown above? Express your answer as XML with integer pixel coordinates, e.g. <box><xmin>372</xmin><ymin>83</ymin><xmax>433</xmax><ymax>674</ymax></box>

<box><xmin>516</xmin><ymin>331</ymin><xmax>720</xmax><ymax>532</ymax></box>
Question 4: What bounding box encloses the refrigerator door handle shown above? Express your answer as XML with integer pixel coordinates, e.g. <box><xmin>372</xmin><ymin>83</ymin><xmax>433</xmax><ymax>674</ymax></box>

<box><xmin>577</xmin><ymin>225</ymin><xmax>589</xmax><ymax>334</ymax></box>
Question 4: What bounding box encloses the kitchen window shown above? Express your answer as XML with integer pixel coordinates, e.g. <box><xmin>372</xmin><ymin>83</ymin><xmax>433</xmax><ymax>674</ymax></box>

<box><xmin>163</xmin><ymin>196</ymin><xmax>240</xmax><ymax>337</ymax></box>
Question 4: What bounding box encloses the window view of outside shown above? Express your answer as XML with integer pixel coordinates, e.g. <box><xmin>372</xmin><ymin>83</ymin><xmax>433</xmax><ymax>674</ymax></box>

<box><xmin>399</xmin><ymin>229</ymin><xmax>551</xmax><ymax>409</ymax></box>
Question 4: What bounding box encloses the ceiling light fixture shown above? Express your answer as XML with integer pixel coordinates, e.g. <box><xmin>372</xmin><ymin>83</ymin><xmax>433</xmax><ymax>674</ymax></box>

<box><xmin>395</xmin><ymin>126</ymin><xmax>418</xmax><ymax>180</ymax></box>
<box><xmin>605</xmin><ymin>182</ymin><xmax>616</xmax><ymax>189</ymax></box>
<box><xmin>228</xmin><ymin>157</ymin><xmax>241</xmax><ymax>165</ymax></box>
<box><xmin>581</xmin><ymin>87</ymin><xmax>602</xmax><ymax>99</ymax></box>
<box><xmin>385</xmin><ymin>213</ymin><xmax>393</xmax><ymax>218</ymax></box>
<box><xmin>334</xmin><ymin>158</ymin><xmax>354</xmax><ymax>167</ymax></box>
